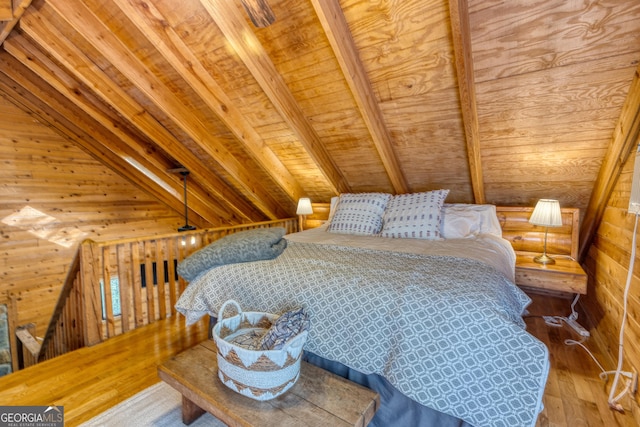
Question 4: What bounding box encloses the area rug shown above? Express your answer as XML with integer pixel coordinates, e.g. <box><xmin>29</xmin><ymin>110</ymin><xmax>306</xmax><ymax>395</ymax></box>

<box><xmin>80</xmin><ymin>382</ymin><xmax>226</xmax><ymax>427</ymax></box>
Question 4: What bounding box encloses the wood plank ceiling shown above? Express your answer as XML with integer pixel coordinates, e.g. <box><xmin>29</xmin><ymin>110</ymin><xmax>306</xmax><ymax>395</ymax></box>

<box><xmin>1</xmin><ymin>0</ymin><xmax>640</xmax><ymax>249</ymax></box>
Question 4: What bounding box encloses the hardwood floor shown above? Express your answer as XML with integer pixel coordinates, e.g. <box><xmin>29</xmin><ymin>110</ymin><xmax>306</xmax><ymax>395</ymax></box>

<box><xmin>525</xmin><ymin>293</ymin><xmax>639</xmax><ymax>427</ymax></box>
<box><xmin>0</xmin><ymin>315</ymin><xmax>209</xmax><ymax>426</ymax></box>
<box><xmin>0</xmin><ymin>294</ymin><xmax>637</xmax><ymax>427</ymax></box>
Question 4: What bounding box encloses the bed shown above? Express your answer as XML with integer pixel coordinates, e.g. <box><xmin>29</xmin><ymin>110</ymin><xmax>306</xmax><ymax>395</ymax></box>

<box><xmin>175</xmin><ymin>192</ymin><xmax>550</xmax><ymax>427</ymax></box>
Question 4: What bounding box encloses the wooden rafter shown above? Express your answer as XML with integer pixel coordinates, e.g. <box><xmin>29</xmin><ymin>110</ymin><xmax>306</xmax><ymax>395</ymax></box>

<box><xmin>310</xmin><ymin>0</ymin><xmax>408</xmax><ymax>195</ymax></box>
<box><xmin>111</xmin><ymin>0</ymin><xmax>304</xmax><ymax>207</ymax></box>
<box><xmin>448</xmin><ymin>0</ymin><xmax>485</xmax><ymax>204</ymax></box>
<box><xmin>0</xmin><ymin>0</ymin><xmax>31</xmax><ymax>45</ymax></box>
<box><xmin>579</xmin><ymin>64</ymin><xmax>640</xmax><ymax>261</ymax></box>
<box><xmin>0</xmin><ymin>52</ymin><xmax>212</xmax><ymax>227</ymax></box>
<box><xmin>203</xmin><ymin>0</ymin><xmax>350</xmax><ymax>196</ymax></box>
<box><xmin>17</xmin><ymin>6</ymin><xmax>264</xmax><ymax>224</ymax></box>
<box><xmin>44</xmin><ymin>0</ymin><xmax>288</xmax><ymax>220</ymax></box>
<box><xmin>0</xmin><ymin>0</ymin><xmax>13</xmax><ymax>21</ymax></box>
<box><xmin>3</xmin><ymin>33</ymin><xmax>244</xmax><ymax>227</ymax></box>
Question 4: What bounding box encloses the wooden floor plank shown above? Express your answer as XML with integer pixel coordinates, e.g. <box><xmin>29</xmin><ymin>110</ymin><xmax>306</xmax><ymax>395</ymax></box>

<box><xmin>525</xmin><ymin>293</ymin><xmax>638</xmax><ymax>427</ymax></box>
<box><xmin>0</xmin><ymin>294</ymin><xmax>638</xmax><ymax>427</ymax></box>
<box><xmin>0</xmin><ymin>315</ymin><xmax>208</xmax><ymax>426</ymax></box>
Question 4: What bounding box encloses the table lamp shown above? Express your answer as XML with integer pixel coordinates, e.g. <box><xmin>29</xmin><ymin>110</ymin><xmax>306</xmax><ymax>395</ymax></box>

<box><xmin>296</xmin><ymin>198</ymin><xmax>313</xmax><ymax>231</ymax></box>
<box><xmin>529</xmin><ymin>199</ymin><xmax>562</xmax><ymax>264</ymax></box>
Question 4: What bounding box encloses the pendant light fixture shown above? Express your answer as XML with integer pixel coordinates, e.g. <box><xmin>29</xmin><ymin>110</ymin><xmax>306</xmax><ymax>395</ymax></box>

<box><xmin>169</xmin><ymin>167</ymin><xmax>196</xmax><ymax>232</ymax></box>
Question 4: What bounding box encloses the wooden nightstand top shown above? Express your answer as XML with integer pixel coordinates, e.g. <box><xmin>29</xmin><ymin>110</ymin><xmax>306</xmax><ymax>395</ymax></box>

<box><xmin>515</xmin><ymin>253</ymin><xmax>587</xmax><ymax>294</ymax></box>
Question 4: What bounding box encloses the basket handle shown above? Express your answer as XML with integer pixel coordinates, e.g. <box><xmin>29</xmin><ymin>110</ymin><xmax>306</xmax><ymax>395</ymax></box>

<box><xmin>217</xmin><ymin>300</ymin><xmax>242</xmax><ymax>321</ymax></box>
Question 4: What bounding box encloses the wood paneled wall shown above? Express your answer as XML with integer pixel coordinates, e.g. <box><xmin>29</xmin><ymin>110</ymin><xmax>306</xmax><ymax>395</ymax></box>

<box><xmin>584</xmin><ymin>151</ymin><xmax>640</xmax><ymax>413</ymax></box>
<box><xmin>0</xmin><ymin>94</ymin><xmax>186</xmax><ymax>337</ymax></box>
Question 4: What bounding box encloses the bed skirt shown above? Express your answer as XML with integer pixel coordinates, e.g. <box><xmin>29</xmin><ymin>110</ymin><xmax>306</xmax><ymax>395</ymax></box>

<box><xmin>302</xmin><ymin>351</ymin><xmax>471</xmax><ymax>427</ymax></box>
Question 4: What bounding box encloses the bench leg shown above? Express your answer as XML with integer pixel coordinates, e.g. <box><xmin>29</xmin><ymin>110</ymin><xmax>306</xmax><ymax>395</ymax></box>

<box><xmin>181</xmin><ymin>395</ymin><xmax>206</xmax><ymax>425</ymax></box>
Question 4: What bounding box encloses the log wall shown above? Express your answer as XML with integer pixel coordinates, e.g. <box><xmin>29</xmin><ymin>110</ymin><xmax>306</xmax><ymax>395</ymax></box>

<box><xmin>584</xmin><ymin>153</ymin><xmax>640</xmax><ymax>414</ymax></box>
<box><xmin>0</xmin><ymin>94</ymin><xmax>187</xmax><ymax>341</ymax></box>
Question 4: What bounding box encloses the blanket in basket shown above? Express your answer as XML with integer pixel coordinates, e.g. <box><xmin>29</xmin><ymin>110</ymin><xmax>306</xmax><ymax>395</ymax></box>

<box><xmin>176</xmin><ymin>241</ymin><xmax>549</xmax><ymax>427</ymax></box>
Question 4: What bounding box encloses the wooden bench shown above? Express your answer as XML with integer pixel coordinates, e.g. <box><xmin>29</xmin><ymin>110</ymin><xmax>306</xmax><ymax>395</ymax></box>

<box><xmin>158</xmin><ymin>340</ymin><xmax>379</xmax><ymax>426</ymax></box>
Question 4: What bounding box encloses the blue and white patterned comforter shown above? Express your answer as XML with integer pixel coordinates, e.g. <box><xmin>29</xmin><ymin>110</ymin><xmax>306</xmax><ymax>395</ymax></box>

<box><xmin>176</xmin><ymin>240</ymin><xmax>549</xmax><ymax>427</ymax></box>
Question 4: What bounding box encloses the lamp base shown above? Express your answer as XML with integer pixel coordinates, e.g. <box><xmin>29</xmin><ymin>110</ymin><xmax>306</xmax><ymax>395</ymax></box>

<box><xmin>533</xmin><ymin>253</ymin><xmax>555</xmax><ymax>265</ymax></box>
<box><xmin>178</xmin><ymin>224</ymin><xmax>196</xmax><ymax>232</ymax></box>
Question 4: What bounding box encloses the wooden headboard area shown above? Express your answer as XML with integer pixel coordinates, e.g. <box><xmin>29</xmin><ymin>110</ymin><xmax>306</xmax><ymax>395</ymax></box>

<box><xmin>307</xmin><ymin>203</ymin><xmax>580</xmax><ymax>260</ymax></box>
<box><xmin>495</xmin><ymin>206</ymin><xmax>579</xmax><ymax>260</ymax></box>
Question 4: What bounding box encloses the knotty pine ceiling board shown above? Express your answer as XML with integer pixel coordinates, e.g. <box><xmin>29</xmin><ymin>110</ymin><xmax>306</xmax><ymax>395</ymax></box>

<box><xmin>255</xmin><ymin>0</ymin><xmax>391</xmax><ymax>193</ymax></box>
<box><xmin>469</xmin><ymin>0</ymin><xmax>640</xmax><ymax>83</ymax></box>
<box><xmin>168</xmin><ymin>0</ymin><xmax>338</xmax><ymax>201</ymax></box>
<box><xmin>468</xmin><ymin>0</ymin><xmax>640</xmax><ymax>212</ymax></box>
<box><xmin>71</xmin><ymin>0</ymin><xmax>294</xmax><ymax>217</ymax></box>
<box><xmin>3</xmin><ymin>0</ymin><xmax>640</xmax><ymax>228</ymax></box>
<box><xmin>340</xmin><ymin>0</ymin><xmax>471</xmax><ymax>198</ymax></box>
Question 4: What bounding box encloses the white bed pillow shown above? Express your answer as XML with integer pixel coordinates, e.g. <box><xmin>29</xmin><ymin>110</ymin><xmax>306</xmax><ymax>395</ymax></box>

<box><xmin>327</xmin><ymin>192</ymin><xmax>392</xmax><ymax>236</ymax></box>
<box><xmin>380</xmin><ymin>190</ymin><xmax>449</xmax><ymax>239</ymax></box>
<box><xmin>328</xmin><ymin>196</ymin><xmax>340</xmax><ymax>222</ymax></box>
<box><xmin>441</xmin><ymin>203</ymin><xmax>503</xmax><ymax>238</ymax></box>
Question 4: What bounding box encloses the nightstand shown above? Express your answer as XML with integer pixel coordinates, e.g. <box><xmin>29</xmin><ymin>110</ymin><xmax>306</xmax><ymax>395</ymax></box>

<box><xmin>514</xmin><ymin>253</ymin><xmax>587</xmax><ymax>295</ymax></box>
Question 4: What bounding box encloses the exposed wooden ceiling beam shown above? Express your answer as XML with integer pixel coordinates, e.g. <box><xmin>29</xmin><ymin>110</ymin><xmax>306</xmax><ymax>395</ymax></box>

<box><xmin>310</xmin><ymin>0</ymin><xmax>408</xmax><ymax>195</ymax></box>
<box><xmin>0</xmin><ymin>0</ymin><xmax>13</xmax><ymax>20</ymax></box>
<box><xmin>111</xmin><ymin>0</ymin><xmax>303</xmax><ymax>207</ymax></box>
<box><xmin>0</xmin><ymin>52</ymin><xmax>215</xmax><ymax>228</ymax></box>
<box><xmin>203</xmin><ymin>0</ymin><xmax>350</xmax><ymax>196</ymax></box>
<box><xmin>579</xmin><ymin>64</ymin><xmax>640</xmax><ymax>261</ymax></box>
<box><xmin>44</xmin><ymin>0</ymin><xmax>288</xmax><ymax>220</ymax></box>
<box><xmin>0</xmin><ymin>0</ymin><xmax>31</xmax><ymax>45</ymax></box>
<box><xmin>3</xmin><ymin>32</ymin><xmax>241</xmax><ymax>227</ymax></box>
<box><xmin>448</xmin><ymin>0</ymin><xmax>485</xmax><ymax>204</ymax></box>
<box><xmin>17</xmin><ymin>7</ymin><xmax>263</xmax><ymax>224</ymax></box>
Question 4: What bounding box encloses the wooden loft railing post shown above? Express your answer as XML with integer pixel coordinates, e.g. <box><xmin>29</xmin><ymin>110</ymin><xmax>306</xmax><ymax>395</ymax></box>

<box><xmin>79</xmin><ymin>239</ymin><xmax>103</xmax><ymax>346</ymax></box>
<box><xmin>27</xmin><ymin>218</ymin><xmax>298</xmax><ymax>366</ymax></box>
<box><xmin>37</xmin><ymin>250</ymin><xmax>82</xmax><ymax>362</ymax></box>
<box><xmin>7</xmin><ymin>295</ymin><xmax>19</xmax><ymax>372</ymax></box>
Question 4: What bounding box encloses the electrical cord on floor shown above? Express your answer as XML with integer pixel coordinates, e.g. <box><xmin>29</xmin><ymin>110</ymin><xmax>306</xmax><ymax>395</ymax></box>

<box><xmin>541</xmin><ymin>294</ymin><xmax>588</xmax><ymax>335</ymax></box>
<box><xmin>536</xmin><ymin>287</ymin><xmax>636</xmax><ymax>412</ymax></box>
<box><xmin>568</xmin><ymin>293</ymin><xmax>579</xmax><ymax>320</ymax></box>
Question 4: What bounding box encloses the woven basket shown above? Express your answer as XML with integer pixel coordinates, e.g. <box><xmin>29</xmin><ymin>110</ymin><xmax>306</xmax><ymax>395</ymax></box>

<box><xmin>212</xmin><ymin>300</ymin><xmax>308</xmax><ymax>401</ymax></box>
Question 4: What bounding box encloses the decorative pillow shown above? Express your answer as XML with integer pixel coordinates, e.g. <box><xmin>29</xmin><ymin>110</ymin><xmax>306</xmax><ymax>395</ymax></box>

<box><xmin>177</xmin><ymin>227</ymin><xmax>287</xmax><ymax>281</ymax></box>
<box><xmin>327</xmin><ymin>196</ymin><xmax>340</xmax><ymax>222</ymax></box>
<box><xmin>327</xmin><ymin>193</ymin><xmax>392</xmax><ymax>236</ymax></box>
<box><xmin>380</xmin><ymin>190</ymin><xmax>449</xmax><ymax>239</ymax></box>
<box><xmin>441</xmin><ymin>204</ymin><xmax>502</xmax><ymax>239</ymax></box>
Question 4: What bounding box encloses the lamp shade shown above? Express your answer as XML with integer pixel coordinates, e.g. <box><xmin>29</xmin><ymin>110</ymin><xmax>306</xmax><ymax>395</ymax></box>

<box><xmin>296</xmin><ymin>197</ymin><xmax>313</xmax><ymax>215</ymax></box>
<box><xmin>529</xmin><ymin>199</ymin><xmax>562</xmax><ymax>227</ymax></box>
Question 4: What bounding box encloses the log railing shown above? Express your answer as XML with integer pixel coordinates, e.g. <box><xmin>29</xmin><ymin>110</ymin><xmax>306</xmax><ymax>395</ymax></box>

<box><xmin>25</xmin><ymin>218</ymin><xmax>297</xmax><ymax>368</ymax></box>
